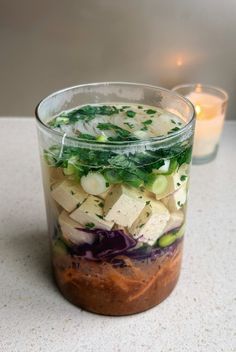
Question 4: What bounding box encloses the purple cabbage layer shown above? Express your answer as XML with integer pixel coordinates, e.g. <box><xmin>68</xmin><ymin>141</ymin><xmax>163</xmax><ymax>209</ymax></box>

<box><xmin>66</xmin><ymin>228</ymin><xmax>182</xmax><ymax>263</ymax></box>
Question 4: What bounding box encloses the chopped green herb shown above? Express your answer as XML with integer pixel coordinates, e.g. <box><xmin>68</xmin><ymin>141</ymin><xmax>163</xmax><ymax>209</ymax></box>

<box><xmin>98</xmin><ymin>202</ymin><xmax>104</xmax><ymax>208</ymax></box>
<box><xmin>76</xmin><ymin>203</ymin><xmax>81</xmax><ymax>208</ymax></box>
<box><xmin>168</xmin><ymin>127</ymin><xmax>181</xmax><ymax>134</ymax></box>
<box><xmin>45</xmin><ymin>103</ymin><xmax>193</xmax><ymax>202</ymax></box>
<box><xmin>78</xmin><ymin>133</ymin><xmax>96</xmax><ymax>140</ymax></box>
<box><xmin>139</xmin><ymin>224</ymin><xmax>145</xmax><ymax>228</ymax></box>
<box><xmin>70</xmin><ymin>190</ymin><xmax>75</xmax><ymax>195</ymax></box>
<box><xmin>177</xmin><ymin>182</ymin><xmax>181</xmax><ymax>187</ymax></box>
<box><xmin>97</xmin><ymin>123</ymin><xmax>133</xmax><ymax>140</ymax></box>
<box><xmin>78</xmin><ymin>104</ymin><xmax>119</xmax><ymax>117</ymax></box>
<box><xmin>171</xmin><ymin>119</ymin><xmax>177</xmax><ymax>124</ymax></box>
<box><xmin>124</xmin><ymin>122</ymin><xmax>134</xmax><ymax>129</ymax></box>
<box><xmin>85</xmin><ymin>222</ymin><xmax>95</xmax><ymax>229</ymax></box>
<box><xmin>105</xmin><ymin>182</ymin><xmax>109</xmax><ymax>188</ymax></box>
<box><xmin>180</xmin><ymin>175</ymin><xmax>187</xmax><ymax>181</ymax></box>
<box><xmin>96</xmin><ymin>214</ymin><xmax>104</xmax><ymax>220</ymax></box>
<box><xmin>138</xmin><ymin>106</ymin><xmax>143</xmax><ymax>109</ymax></box>
<box><xmin>146</xmin><ymin>200</ymin><xmax>151</xmax><ymax>205</ymax></box>
<box><xmin>140</xmin><ymin>126</ymin><xmax>148</xmax><ymax>131</ymax></box>
<box><xmin>48</xmin><ymin>116</ymin><xmax>70</xmax><ymax>128</ymax></box>
<box><xmin>142</xmin><ymin>119</ymin><xmax>153</xmax><ymax>126</ymax></box>
<box><xmin>77</xmin><ymin>105</ymin><xmax>97</xmax><ymax>116</ymax></box>
<box><xmin>145</xmin><ymin>109</ymin><xmax>156</xmax><ymax>114</ymax></box>
<box><xmin>126</xmin><ymin>110</ymin><xmax>136</xmax><ymax>118</ymax></box>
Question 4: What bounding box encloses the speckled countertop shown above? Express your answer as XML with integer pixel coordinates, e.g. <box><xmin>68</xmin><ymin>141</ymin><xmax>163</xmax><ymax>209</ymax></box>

<box><xmin>0</xmin><ymin>118</ymin><xmax>235</xmax><ymax>352</ymax></box>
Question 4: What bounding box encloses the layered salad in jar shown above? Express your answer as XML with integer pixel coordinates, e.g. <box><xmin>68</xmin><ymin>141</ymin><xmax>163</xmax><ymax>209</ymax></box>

<box><xmin>42</xmin><ymin>103</ymin><xmax>192</xmax><ymax>315</ymax></box>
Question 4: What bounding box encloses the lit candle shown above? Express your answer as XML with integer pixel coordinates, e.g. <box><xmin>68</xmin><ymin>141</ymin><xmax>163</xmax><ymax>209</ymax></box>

<box><xmin>172</xmin><ymin>84</ymin><xmax>228</xmax><ymax>164</ymax></box>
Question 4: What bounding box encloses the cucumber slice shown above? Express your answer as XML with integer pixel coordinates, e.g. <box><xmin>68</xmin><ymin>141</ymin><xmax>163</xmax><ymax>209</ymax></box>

<box><xmin>56</xmin><ymin>116</ymin><xmax>70</xmax><ymax>125</ymax></box>
<box><xmin>96</xmin><ymin>135</ymin><xmax>107</xmax><ymax>142</ymax></box>
<box><xmin>63</xmin><ymin>156</ymin><xmax>79</xmax><ymax>176</ymax></box>
<box><xmin>81</xmin><ymin>172</ymin><xmax>108</xmax><ymax>195</ymax></box>
<box><xmin>168</xmin><ymin>159</ymin><xmax>178</xmax><ymax>174</ymax></box>
<box><xmin>63</xmin><ymin>164</ymin><xmax>75</xmax><ymax>176</ymax></box>
<box><xmin>146</xmin><ymin>174</ymin><xmax>168</xmax><ymax>195</ymax></box>
<box><xmin>104</xmin><ymin>169</ymin><xmax>123</xmax><ymax>184</ymax></box>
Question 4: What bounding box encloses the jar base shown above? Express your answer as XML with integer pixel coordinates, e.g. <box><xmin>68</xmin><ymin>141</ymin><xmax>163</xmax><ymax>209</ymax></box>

<box><xmin>53</xmin><ymin>242</ymin><xmax>183</xmax><ymax>316</ymax></box>
<box><xmin>192</xmin><ymin>144</ymin><xmax>218</xmax><ymax>165</ymax></box>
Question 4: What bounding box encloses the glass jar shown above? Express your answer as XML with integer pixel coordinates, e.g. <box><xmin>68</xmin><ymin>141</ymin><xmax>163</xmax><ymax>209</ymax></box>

<box><xmin>172</xmin><ymin>84</ymin><xmax>228</xmax><ymax>164</ymax></box>
<box><xmin>35</xmin><ymin>82</ymin><xmax>195</xmax><ymax>315</ymax></box>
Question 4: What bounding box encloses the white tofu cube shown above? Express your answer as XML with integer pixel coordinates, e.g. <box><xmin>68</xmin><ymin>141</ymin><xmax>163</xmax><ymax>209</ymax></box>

<box><xmin>51</xmin><ymin>180</ymin><xmax>88</xmax><ymax>212</ymax></box>
<box><xmin>162</xmin><ymin>183</ymin><xmax>187</xmax><ymax>212</ymax></box>
<box><xmin>163</xmin><ymin>210</ymin><xmax>184</xmax><ymax>233</ymax></box>
<box><xmin>70</xmin><ymin>195</ymin><xmax>114</xmax><ymax>230</ymax></box>
<box><xmin>59</xmin><ymin>210</ymin><xmax>94</xmax><ymax>245</ymax></box>
<box><xmin>103</xmin><ymin>185</ymin><xmax>146</xmax><ymax>227</ymax></box>
<box><xmin>129</xmin><ymin>200</ymin><xmax>170</xmax><ymax>245</ymax></box>
<box><xmin>98</xmin><ymin>186</ymin><xmax>113</xmax><ymax>200</ymax></box>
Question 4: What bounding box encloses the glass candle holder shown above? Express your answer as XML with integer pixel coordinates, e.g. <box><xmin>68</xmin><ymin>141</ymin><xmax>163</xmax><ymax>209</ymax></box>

<box><xmin>35</xmin><ymin>82</ymin><xmax>195</xmax><ymax>315</ymax></box>
<box><xmin>172</xmin><ymin>84</ymin><xmax>228</xmax><ymax>164</ymax></box>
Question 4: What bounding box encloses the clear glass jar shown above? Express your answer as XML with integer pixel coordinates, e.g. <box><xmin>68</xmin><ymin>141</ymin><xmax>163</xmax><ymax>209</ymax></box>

<box><xmin>35</xmin><ymin>82</ymin><xmax>195</xmax><ymax>315</ymax></box>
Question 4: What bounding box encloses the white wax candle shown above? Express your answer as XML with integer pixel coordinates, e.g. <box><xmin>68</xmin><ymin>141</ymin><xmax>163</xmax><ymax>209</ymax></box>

<box><xmin>186</xmin><ymin>92</ymin><xmax>225</xmax><ymax>158</ymax></box>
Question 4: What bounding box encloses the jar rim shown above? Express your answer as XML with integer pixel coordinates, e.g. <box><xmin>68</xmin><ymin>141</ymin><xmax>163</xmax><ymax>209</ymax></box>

<box><xmin>35</xmin><ymin>81</ymin><xmax>195</xmax><ymax>149</ymax></box>
<box><xmin>172</xmin><ymin>83</ymin><xmax>228</xmax><ymax>104</ymax></box>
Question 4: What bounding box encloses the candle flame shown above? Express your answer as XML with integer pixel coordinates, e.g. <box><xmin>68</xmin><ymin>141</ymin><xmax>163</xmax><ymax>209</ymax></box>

<box><xmin>195</xmin><ymin>104</ymin><xmax>202</xmax><ymax>115</ymax></box>
<box><xmin>176</xmin><ymin>58</ymin><xmax>183</xmax><ymax>67</ymax></box>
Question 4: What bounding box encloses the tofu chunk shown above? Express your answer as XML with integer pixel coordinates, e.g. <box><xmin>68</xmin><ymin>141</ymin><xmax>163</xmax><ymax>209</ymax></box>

<box><xmin>129</xmin><ymin>200</ymin><xmax>170</xmax><ymax>245</ymax></box>
<box><xmin>51</xmin><ymin>180</ymin><xmax>88</xmax><ymax>212</ymax></box>
<box><xmin>98</xmin><ymin>186</ymin><xmax>113</xmax><ymax>200</ymax></box>
<box><xmin>162</xmin><ymin>183</ymin><xmax>187</xmax><ymax>212</ymax></box>
<box><xmin>163</xmin><ymin>210</ymin><xmax>184</xmax><ymax>233</ymax></box>
<box><xmin>70</xmin><ymin>195</ymin><xmax>114</xmax><ymax>230</ymax></box>
<box><xmin>103</xmin><ymin>185</ymin><xmax>146</xmax><ymax>227</ymax></box>
<box><xmin>156</xmin><ymin>163</ymin><xmax>189</xmax><ymax>200</ymax></box>
<box><xmin>59</xmin><ymin>210</ymin><xmax>94</xmax><ymax>245</ymax></box>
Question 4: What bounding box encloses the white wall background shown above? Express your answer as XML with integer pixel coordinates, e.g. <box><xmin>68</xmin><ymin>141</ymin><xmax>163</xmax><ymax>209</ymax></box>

<box><xmin>0</xmin><ymin>0</ymin><xmax>235</xmax><ymax>118</ymax></box>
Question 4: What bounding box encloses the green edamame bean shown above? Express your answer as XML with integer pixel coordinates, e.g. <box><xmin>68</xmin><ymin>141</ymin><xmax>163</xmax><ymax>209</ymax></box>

<box><xmin>159</xmin><ymin>233</ymin><xmax>177</xmax><ymax>248</ymax></box>
<box><xmin>53</xmin><ymin>239</ymin><xmax>67</xmax><ymax>256</ymax></box>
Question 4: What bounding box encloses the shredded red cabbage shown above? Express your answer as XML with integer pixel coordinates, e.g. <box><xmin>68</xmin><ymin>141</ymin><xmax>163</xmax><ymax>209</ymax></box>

<box><xmin>69</xmin><ymin>228</ymin><xmax>137</xmax><ymax>260</ymax></box>
<box><xmin>67</xmin><ymin>227</ymin><xmax>182</xmax><ymax>263</ymax></box>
